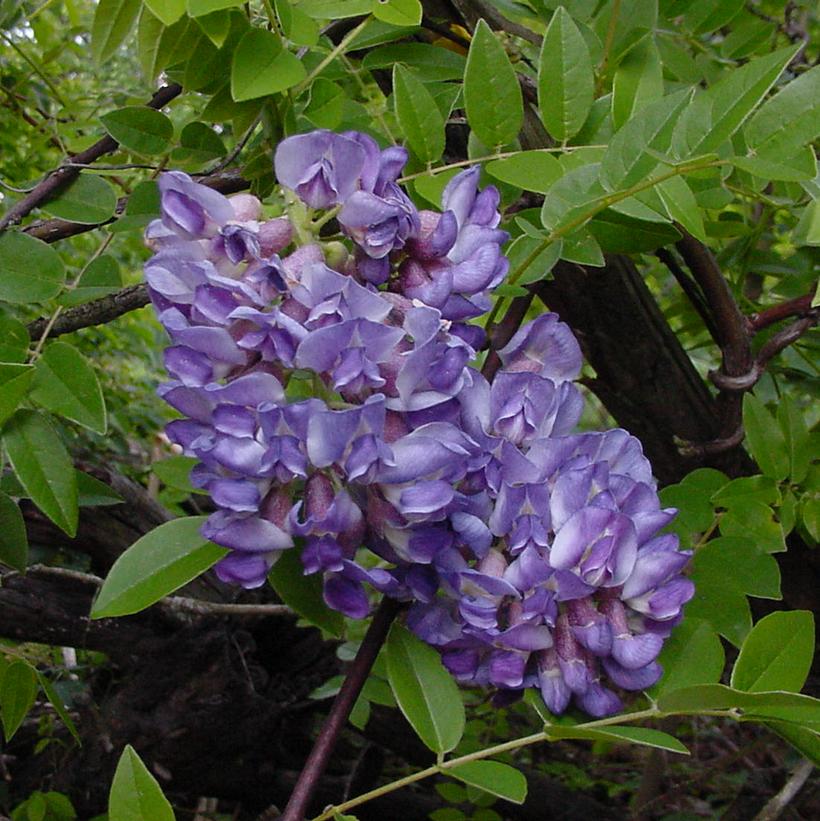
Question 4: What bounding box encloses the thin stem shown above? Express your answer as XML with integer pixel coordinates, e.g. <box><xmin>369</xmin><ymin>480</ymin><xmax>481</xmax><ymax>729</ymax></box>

<box><xmin>314</xmin><ymin>731</ymin><xmax>548</xmax><ymax>821</ymax></box>
<box><xmin>292</xmin><ymin>17</ymin><xmax>371</xmax><ymax>96</ymax></box>
<box><xmin>279</xmin><ymin>597</ymin><xmax>402</xmax><ymax>821</ymax></box>
<box><xmin>1</xmin><ymin>31</ymin><xmax>66</xmax><ymax>106</ymax></box>
<box><xmin>596</xmin><ymin>0</ymin><xmax>622</xmax><ymax>91</ymax></box>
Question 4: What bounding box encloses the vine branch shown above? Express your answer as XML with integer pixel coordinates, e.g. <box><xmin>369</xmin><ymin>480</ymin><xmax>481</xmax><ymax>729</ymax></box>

<box><xmin>0</xmin><ymin>83</ymin><xmax>182</xmax><ymax>232</ymax></box>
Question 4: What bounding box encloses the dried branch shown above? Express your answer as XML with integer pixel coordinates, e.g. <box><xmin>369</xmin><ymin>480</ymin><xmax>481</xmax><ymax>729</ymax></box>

<box><xmin>0</xmin><ymin>83</ymin><xmax>182</xmax><ymax>232</ymax></box>
<box><xmin>26</xmin><ymin>283</ymin><xmax>150</xmax><ymax>340</ymax></box>
<box><xmin>24</xmin><ymin>168</ymin><xmax>249</xmax><ymax>243</ymax></box>
<box><xmin>26</xmin><ymin>565</ymin><xmax>294</xmax><ymax>619</ymax></box>
<box><xmin>752</xmin><ymin>758</ymin><xmax>814</xmax><ymax>821</ymax></box>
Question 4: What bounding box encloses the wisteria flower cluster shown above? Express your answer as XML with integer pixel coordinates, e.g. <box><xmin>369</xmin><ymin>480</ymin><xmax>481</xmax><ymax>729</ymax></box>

<box><xmin>144</xmin><ymin>129</ymin><xmax>694</xmax><ymax>717</ymax></box>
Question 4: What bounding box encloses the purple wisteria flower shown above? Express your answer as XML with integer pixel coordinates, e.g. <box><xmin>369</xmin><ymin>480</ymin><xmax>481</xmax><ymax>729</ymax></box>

<box><xmin>145</xmin><ymin>131</ymin><xmax>694</xmax><ymax>719</ymax></box>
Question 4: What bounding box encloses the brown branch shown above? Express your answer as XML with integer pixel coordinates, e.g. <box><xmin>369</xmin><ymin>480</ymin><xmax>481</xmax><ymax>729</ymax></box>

<box><xmin>277</xmin><ymin>597</ymin><xmax>403</xmax><ymax>821</ymax></box>
<box><xmin>482</xmin><ymin>290</ymin><xmax>535</xmax><ymax>381</ymax></box>
<box><xmin>24</xmin><ymin>168</ymin><xmax>249</xmax><ymax>244</ymax></box>
<box><xmin>0</xmin><ymin>83</ymin><xmax>182</xmax><ymax>233</ymax></box>
<box><xmin>26</xmin><ymin>283</ymin><xmax>150</xmax><ymax>340</ymax></box>
<box><xmin>656</xmin><ymin>248</ymin><xmax>720</xmax><ymax>341</ymax></box>
<box><xmin>748</xmin><ymin>288</ymin><xmax>817</xmax><ymax>332</ymax></box>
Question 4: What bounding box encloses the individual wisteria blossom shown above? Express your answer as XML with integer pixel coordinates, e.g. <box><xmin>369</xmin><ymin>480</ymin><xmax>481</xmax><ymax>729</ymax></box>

<box><xmin>144</xmin><ymin>129</ymin><xmax>694</xmax><ymax>718</ymax></box>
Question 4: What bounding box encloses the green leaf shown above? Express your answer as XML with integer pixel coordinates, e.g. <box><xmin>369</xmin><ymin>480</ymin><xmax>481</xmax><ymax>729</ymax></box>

<box><xmin>386</xmin><ymin>623</ymin><xmax>465</xmax><ymax>753</ymax></box>
<box><xmin>275</xmin><ymin>0</ymin><xmax>320</xmax><ymax>46</ymax></box>
<box><xmin>655</xmin><ymin>175</ymin><xmax>705</xmax><ymax>241</ymax></box>
<box><xmin>505</xmin><ymin>235</ymin><xmax>562</xmax><ymax>285</ymax></box>
<box><xmin>446</xmin><ymin>761</ymin><xmax>527</xmax><ymax>803</ymax></box>
<box><xmin>298</xmin><ymin>0</ymin><xmax>372</xmax><ymax>18</ymax></box>
<box><xmin>0</xmin><ymin>316</ymin><xmax>29</xmax><ymax>363</ymax></box>
<box><xmin>794</xmin><ymin>198</ymin><xmax>820</xmax><ymax>247</ymax></box>
<box><xmin>600</xmin><ymin>90</ymin><xmax>692</xmax><ymax>190</ymax></box>
<box><xmin>676</xmin><ymin>45</ymin><xmax>798</xmax><ymax>158</ymax></box>
<box><xmin>0</xmin><ymin>232</ymin><xmax>65</xmax><ymax>304</ymax></box>
<box><xmin>0</xmin><ymin>661</ymin><xmax>37</xmax><ymax>741</ymax></box>
<box><xmin>100</xmin><ymin>107</ymin><xmax>174</xmax><ymax>156</ymax></box>
<box><xmin>720</xmin><ymin>501</ymin><xmax>785</xmax><ymax>554</ymax></box>
<box><xmin>538</xmin><ymin>7</ymin><xmax>594</xmax><ymax>143</ymax></box>
<box><xmin>712</xmin><ymin>475</ymin><xmax>780</xmax><ymax>508</ymax></box>
<box><xmin>187</xmin><ymin>0</ymin><xmax>242</xmax><ymax>15</ymax></box>
<box><xmin>681</xmin><ymin>0</ymin><xmax>744</xmax><ymax>33</ymax></box>
<box><xmin>373</xmin><ymin>0</ymin><xmax>422</xmax><ymax>27</ymax></box>
<box><xmin>541</xmin><ymin>163</ymin><xmax>602</xmax><ymax>232</ymax></box>
<box><xmin>77</xmin><ymin>471</ymin><xmax>124</xmax><ymax>507</ymax></box>
<box><xmin>3</xmin><ymin>410</ymin><xmax>78</xmax><ymax>537</ymax></box>
<box><xmin>766</xmin><ymin>721</ymin><xmax>820</xmax><ymax>766</ymax></box>
<box><xmin>611</xmin><ymin>37</ymin><xmax>662</xmax><ymax>131</ymax></box>
<box><xmin>560</xmin><ymin>228</ymin><xmax>604</xmax><ymax>267</ymax></box>
<box><xmin>108</xmin><ymin>745</ymin><xmax>175</xmax><ymax>821</ymax></box>
<box><xmin>267</xmin><ymin>547</ymin><xmax>344</xmax><ymax>637</ymax></box>
<box><xmin>303</xmin><ymin>79</ymin><xmax>345</xmax><ymax>129</ymax></box>
<box><xmin>231</xmin><ymin>28</ymin><xmax>306</xmax><ymax>102</ymax></box>
<box><xmin>777</xmin><ymin>395</ymin><xmax>811</xmax><ymax>484</ymax></box>
<box><xmin>743</xmin><ymin>394</ymin><xmax>789</xmax><ymax>481</ymax></box>
<box><xmin>0</xmin><ymin>364</ymin><xmax>34</xmax><ymax>428</ymax></box>
<box><xmin>745</xmin><ymin>65</ymin><xmax>820</xmax><ymax>160</ymax></box>
<box><xmin>171</xmin><ymin>122</ymin><xmax>227</xmax><ymax>165</ymax></box>
<box><xmin>31</xmin><ymin>342</ymin><xmax>107</xmax><ymax>434</ymax></box>
<box><xmin>657</xmin><ymin>684</ymin><xmax>820</xmax><ymax>727</ymax></box>
<box><xmin>0</xmin><ymin>491</ymin><xmax>27</xmax><ymax>571</ymax></box>
<box><xmin>193</xmin><ymin>9</ymin><xmax>233</xmax><ymax>47</ymax></box>
<box><xmin>486</xmin><ymin>151</ymin><xmax>562</xmax><ymax>194</ymax></box>
<box><xmin>731</xmin><ymin>147</ymin><xmax>818</xmax><ymax>183</ymax></box>
<box><xmin>91</xmin><ymin>0</ymin><xmax>141</xmax><ymax>64</ymax></box>
<box><xmin>731</xmin><ymin>610</ymin><xmax>815</xmax><ymax>693</ymax></box>
<box><xmin>36</xmin><ymin>672</ymin><xmax>80</xmax><ymax>744</ymax></box>
<box><xmin>545</xmin><ymin>724</ymin><xmax>689</xmax><ymax>755</ymax></box>
<box><xmin>91</xmin><ymin>517</ymin><xmax>227</xmax><ymax>618</ymax></box>
<box><xmin>652</xmin><ymin>617</ymin><xmax>725</xmax><ymax>697</ymax></box>
<box><xmin>41</xmin><ymin>174</ymin><xmax>118</xmax><ymax>225</ymax></box>
<box><xmin>588</xmin><ymin>210</ymin><xmax>680</xmax><ymax>253</ymax></box>
<box><xmin>58</xmin><ymin>255</ymin><xmax>122</xmax><ymax>307</ymax></box>
<box><xmin>393</xmin><ymin>64</ymin><xmax>445</xmax><ymax>164</ymax></box>
<box><xmin>464</xmin><ymin>19</ymin><xmax>523</xmax><ymax>148</ymax></box>
<box><xmin>412</xmin><ymin>168</ymin><xmax>461</xmax><ymax>207</ymax></box>
<box><xmin>363</xmin><ymin>43</ymin><xmax>465</xmax><ymax>82</ymax></box>
<box><xmin>144</xmin><ymin>0</ymin><xmax>185</xmax><ymax>25</ymax></box>
<box><xmin>152</xmin><ymin>456</ymin><xmax>202</xmax><ymax>494</ymax></box>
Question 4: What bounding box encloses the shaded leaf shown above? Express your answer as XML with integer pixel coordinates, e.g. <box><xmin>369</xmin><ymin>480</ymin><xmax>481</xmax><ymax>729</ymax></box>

<box><xmin>0</xmin><ymin>363</ymin><xmax>34</xmax><ymax>428</ymax></box>
<box><xmin>743</xmin><ymin>394</ymin><xmax>789</xmax><ymax>481</ymax></box>
<box><xmin>373</xmin><ymin>0</ymin><xmax>422</xmax><ymax>27</ymax></box>
<box><xmin>486</xmin><ymin>151</ymin><xmax>562</xmax><ymax>194</ymax></box>
<box><xmin>393</xmin><ymin>64</ymin><xmax>445</xmax><ymax>164</ymax></box>
<box><xmin>0</xmin><ymin>232</ymin><xmax>65</xmax><ymax>304</ymax></box>
<box><xmin>0</xmin><ymin>491</ymin><xmax>27</xmax><ymax>571</ymax></box>
<box><xmin>42</xmin><ymin>174</ymin><xmax>118</xmax><ymax>225</ymax></box>
<box><xmin>100</xmin><ymin>107</ymin><xmax>174</xmax><ymax>155</ymax></box>
<box><xmin>652</xmin><ymin>617</ymin><xmax>725</xmax><ymax>697</ymax></box>
<box><xmin>91</xmin><ymin>0</ymin><xmax>141</xmax><ymax>64</ymax></box>
<box><xmin>545</xmin><ymin>724</ymin><xmax>689</xmax><ymax>755</ymax></box>
<box><xmin>108</xmin><ymin>745</ymin><xmax>175</xmax><ymax>821</ymax></box>
<box><xmin>231</xmin><ymin>28</ymin><xmax>305</xmax><ymax>101</ymax></box>
<box><xmin>267</xmin><ymin>547</ymin><xmax>344</xmax><ymax>636</ymax></box>
<box><xmin>3</xmin><ymin>410</ymin><xmax>78</xmax><ymax>537</ymax></box>
<box><xmin>0</xmin><ymin>661</ymin><xmax>37</xmax><ymax>741</ymax></box>
<box><xmin>31</xmin><ymin>342</ymin><xmax>107</xmax><ymax>434</ymax></box>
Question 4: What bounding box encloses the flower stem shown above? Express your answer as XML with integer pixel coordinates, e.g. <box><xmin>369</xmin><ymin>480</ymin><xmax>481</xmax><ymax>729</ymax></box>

<box><xmin>280</xmin><ymin>597</ymin><xmax>402</xmax><ymax>821</ymax></box>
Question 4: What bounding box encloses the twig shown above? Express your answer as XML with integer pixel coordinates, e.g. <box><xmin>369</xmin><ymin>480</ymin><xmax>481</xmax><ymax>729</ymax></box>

<box><xmin>752</xmin><ymin>758</ymin><xmax>814</xmax><ymax>821</ymax></box>
<box><xmin>747</xmin><ymin>288</ymin><xmax>817</xmax><ymax>332</ymax></box>
<box><xmin>656</xmin><ymin>247</ymin><xmax>720</xmax><ymax>341</ymax></box>
<box><xmin>26</xmin><ymin>565</ymin><xmax>294</xmax><ymax>618</ymax></box>
<box><xmin>275</xmin><ymin>597</ymin><xmax>402</xmax><ymax>821</ymax></box>
<box><xmin>24</xmin><ymin>168</ymin><xmax>249</xmax><ymax>244</ymax></box>
<box><xmin>26</xmin><ymin>283</ymin><xmax>150</xmax><ymax>341</ymax></box>
<box><xmin>0</xmin><ymin>83</ymin><xmax>182</xmax><ymax>232</ymax></box>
